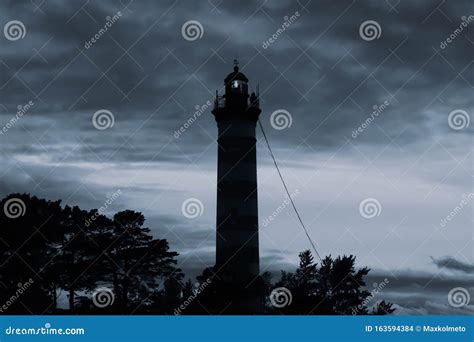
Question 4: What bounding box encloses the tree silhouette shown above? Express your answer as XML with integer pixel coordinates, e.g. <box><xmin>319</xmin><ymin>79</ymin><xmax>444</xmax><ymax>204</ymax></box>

<box><xmin>182</xmin><ymin>279</ymin><xmax>195</xmax><ymax>299</ymax></box>
<box><xmin>0</xmin><ymin>194</ymin><xmax>394</xmax><ymax>315</ymax></box>
<box><xmin>273</xmin><ymin>251</ymin><xmax>394</xmax><ymax>315</ymax></box>
<box><xmin>0</xmin><ymin>194</ymin><xmax>63</xmax><ymax>313</ymax></box>
<box><xmin>0</xmin><ymin>194</ymin><xmax>182</xmax><ymax>314</ymax></box>
<box><xmin>86</xmin><ymin>210</ymin><xmax>184</xmax><ymax>311</ymax></box>
<box><xmin>54</xmin><ymin>206</ymin><xmax>103</xmax><ymax>311</ymax></box>
<box><xmin>372</xmin><ymin>300</ymin><xmax>396</xmax><ymax>315</ymax></box>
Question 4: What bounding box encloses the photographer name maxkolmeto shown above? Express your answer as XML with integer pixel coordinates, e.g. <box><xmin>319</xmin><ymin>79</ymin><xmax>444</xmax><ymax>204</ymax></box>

<box><xmin>421</xmin><ymin>325</ymin><xmax>467</xmax><ymax>333</ymax></box>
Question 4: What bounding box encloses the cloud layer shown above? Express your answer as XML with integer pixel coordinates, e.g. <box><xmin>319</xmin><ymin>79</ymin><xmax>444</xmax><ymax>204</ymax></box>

<box><xmin>1</xmin><ymin>0</ymin><xmax>472</xmax><ymax>314</ymax></box>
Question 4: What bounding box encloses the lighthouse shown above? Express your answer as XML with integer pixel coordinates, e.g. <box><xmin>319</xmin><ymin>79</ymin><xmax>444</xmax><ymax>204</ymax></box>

<box><xmin>212</xmin><ymin>61</ymin><xmax>262</xmax><ymax>311</ymax></box>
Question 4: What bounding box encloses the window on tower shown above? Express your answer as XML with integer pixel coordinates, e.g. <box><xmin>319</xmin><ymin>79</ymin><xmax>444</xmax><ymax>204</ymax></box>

<box><xmin>230</xmin><ymin>80</ymin><xmax>248</xmax><ymax>94</ymax></box>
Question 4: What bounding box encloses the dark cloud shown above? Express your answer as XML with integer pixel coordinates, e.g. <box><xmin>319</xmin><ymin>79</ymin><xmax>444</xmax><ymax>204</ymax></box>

<box><xmin>0</xmin><ymin>0</ymin><xmax>472</xmax><ymax>314</ymax></box>
<box><xmin>1</xmin><ymin>0</ymin><xmax>472</xmax><ymax>157</ymax></box>
<box><xmin>365</xmin><ymin>268</ymin><xmax>474</xmax><ymax>315</ymax></box>
<box><xmin>431</xmin><ymin>256</ymin><xmax>474</xmax><ymax>274</ymax></box>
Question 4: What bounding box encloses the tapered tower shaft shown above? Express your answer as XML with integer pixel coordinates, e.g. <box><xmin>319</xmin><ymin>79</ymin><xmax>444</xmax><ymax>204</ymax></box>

<box><xmin>212</xmin><ymin>63</ymin><xmax>261</xmax><ymax>308</ymax></box>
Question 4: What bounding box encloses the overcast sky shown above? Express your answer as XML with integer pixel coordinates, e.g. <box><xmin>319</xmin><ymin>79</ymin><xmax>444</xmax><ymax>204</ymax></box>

<box><xmin>0</xmin><ymin>0</ymin><xmax>473</xmax><ymax>314</ymax></box>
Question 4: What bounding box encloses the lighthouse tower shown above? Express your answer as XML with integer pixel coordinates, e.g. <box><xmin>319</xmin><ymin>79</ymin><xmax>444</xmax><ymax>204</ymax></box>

<box><xmin>212</xmin><ymin>61</ymin><xmax>262</xmax><ymax>311</ymax></box>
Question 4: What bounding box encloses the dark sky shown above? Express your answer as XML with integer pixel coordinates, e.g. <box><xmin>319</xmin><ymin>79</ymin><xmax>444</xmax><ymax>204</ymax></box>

<box><xmin>0</xmin><ymin>0</ymin><xmax>473</xmax><ymax>314</ymax></box>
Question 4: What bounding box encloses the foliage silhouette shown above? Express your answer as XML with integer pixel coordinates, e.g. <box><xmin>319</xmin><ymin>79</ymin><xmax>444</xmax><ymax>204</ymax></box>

<box><xmin>0</xmin><ymin>194</ymin><xmax>182</xmax><ymax>314</ymax></box>
<box><xmin>0</xmin><ymin>194</ymin><xmax>394</xmax><ymax>315</ymax></box>
<box><xmin>272</xmin><ymin>251</ymin><xmax>393</xmax><ymax>315</ymax></box>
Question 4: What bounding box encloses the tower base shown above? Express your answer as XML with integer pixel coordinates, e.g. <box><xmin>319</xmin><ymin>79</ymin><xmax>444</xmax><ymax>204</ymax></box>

<box><xmin>184</xmin><ymin>267</ymin><xmax>267</xmax><ymax>314</ymax></box>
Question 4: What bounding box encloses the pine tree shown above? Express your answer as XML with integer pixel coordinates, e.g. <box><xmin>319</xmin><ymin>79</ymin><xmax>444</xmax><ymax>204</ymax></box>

<box><xmin>273</xmin><ymin>251</ymin><xmax>394</xmax><ymax>315</ymax></box>
<box><xmin>101</xmin><ymin>210</ymin><xmax>182</xmax><ymax>308</ymax></box>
